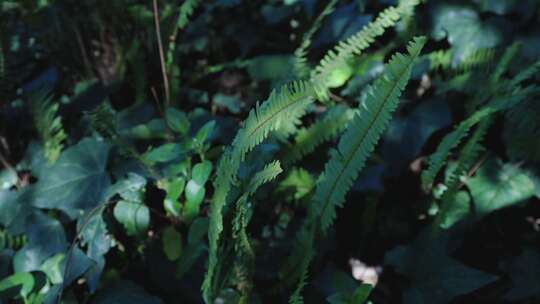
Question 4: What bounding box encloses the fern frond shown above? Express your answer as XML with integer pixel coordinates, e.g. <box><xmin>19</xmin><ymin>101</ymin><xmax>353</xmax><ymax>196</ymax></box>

<box><xmin>311</xmin><ymin>0</ymin><xmax>420</xmax><ymax>99</ymax></box>
<box><xmin>166</xmin><ymin>0</ymin><xmax>200</xmax><ymax>80</ymax></box>
<box><xmin>283</xmin><ymin>105</ymin><xmax>355</xmax><ymax>166</ymax></box>
<box><xmin>508</xmin><ymin>58</ymin><xmax>540</xmax><ymax>88</ymax></box>
<box><xmin>491</xmin><ymin>42</ymin><xmax>521</xmax><ymax>82</ymax></box>
<box><xmin>434</xmin><ymin>119</ymin><xmax>490</xmax><ymax>229</ymax></box>
<box><xmin>176</xmin><ymin>0</ymin><xmax>200</xmax><ymax>30</ymax></box>
<box><xmin>286</xmin><ymin>36</ymin><xmax>426</xmax><ymax>303</ymax></box>
<box><xmin>0</xmin><ymin>229</ymin><xmax>27</xmax><ymax>251</ymax></box>
<box><xmin>421</xmin><ymin>88</ymin><xmax>535</xmax><ymax>192</ymax></box>
<box><xmin>204</xmin><ymin>81</ymin><xmax>315</xmax><ymax>302</ymax></box>
<box><xmin>232</xmin><ymin>161</ymin><xmax>282</xmax><ymax>265</ymax></box>
<box><xmin>293</xmin><ymin>0</ymin><xmax>338</xmax><ymax>78</ymax></box>
<box><xmin>314</xmin><ymin>37</ymin><xmax>425</xmax><ymax>232</ymax></box>
<box><xmin>231</xmin><ymin>80</ymin><xmax>315</xmax><ymax>162</ymax></box>
<box><xmin>87</xmin><ymin>101</ymin><xmax>117</xmax><ymax>139</ymax></box>
<box><xmin>426</xmin><ymin>48</ymin><xmax>495</xmax><ymax>73</ymax></box>
<box><xmin>31</xmin><ymin>91</ymin><xmax>67</xmax><ymax>164</ymax></box>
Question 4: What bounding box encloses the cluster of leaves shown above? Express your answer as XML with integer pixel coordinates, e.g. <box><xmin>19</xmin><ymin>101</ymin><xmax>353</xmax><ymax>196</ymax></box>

<box><xmin>1</xmin><ymin>0</ymin><xmax>540</xmax><ymax>303</ymax></box>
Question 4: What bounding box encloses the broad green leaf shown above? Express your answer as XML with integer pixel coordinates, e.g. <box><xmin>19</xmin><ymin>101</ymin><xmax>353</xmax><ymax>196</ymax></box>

<box><xmin>142</xmin><ymin>143</ymin><xmax>183</xmax><ymax>165</ymax></box>
<box><xmin>194</xmin><ymin>120</ymin><xmax>215</xmax><ymax>144</ymax></box>
<box><xmin>440</xmin><ymin>191</ymin><xmax>471</xmax><ymax>229</ymax></box>
<box><xmin>192</xmin><ymin>161</ymin><xmax>212</xmax><ymax>184</ymax></box>
<box><xmin>159</xmin><ymin>177</ymin><xmax>186</xmax><ymax>217</ymax></box>
<box><xmin>467</xmin><ymin>158</ymin><xmax>535</xmax><ymax>216</ymax></box>
<box><xmin>79</xmin><ymin>214</ymin><xmax>111</xmax><ymax>260</ymax></box>
<box><xmin>0</xmin><ymin>169</ymin><xmax>17</xmax><ymax>190</ymax></box>
<box><xmin>326</xmin><ymin>61</ymin><xmax>353</xmax><ymax>88</ymax></box>
<box><xmin>30</xmin><ymin>137</ymin><xmax>110</xmax><ymax>217</ymax></box>
<box><xmin>40</xmin><ymin>253</ymin><xmax>64</xmax><ymax>285</ymax></box>
<box><xmin>351</xmin><ymin>284</ymin><xmax>372</xmax><ymax>303</ymax></box>
<box><xmin>183</xmin><ymin>161</ymin><xmax>212</xmax><ymax>221</ymax></box>
<box><xmin>162</xmin><ymin>227</ymin><xmax>182</xmax><ymax>261</ymax></box>
<box><xmin>430</xmin><ymin>4</ymin><xmax>501</xmax><ymax>64</ymax></box>
<box><xmin>0</xmin><ymin>190</ymin><xmax>20</xmax><ymax>228</ymax></box>
<box><xmin>503</xmin><ymin>250</ymin><xmax>540</xmax><ymax>300</ymax></box>
<box><xmin>128</xmin><ymin>118</ymin><xmax>169</xmax><ymax>140</ymax></box>
<box><xmin>386</xmin><ymin>232</ymin><xmax>496</xmax><ymax>304</ymax></box>
<box><xmin>277</xmin><ymin>168</ymin><xmax>315</xmax><ymax>202</ymax></box>
<box><xmin>107</xmin><ymin>173</ymin><xmax>146</xmax><ymax>202</ymax></box>
<box><xmin>13</xmin><ymin>212</ymin><xmax>67</xmax><ymax>273</ymax></box>
<box><xmin>165</xmin><ymin>108</ymin><xmax>190</xmax><ymax>134</ymax></box>
<box><xmin>0</xmin><ymin>272</ymin><xmax>34</xmax><ymax>299</ymax></box>
<box><xmin>187</xmin><ymin>217</ymin><xmax>209</xmax><ymax>244</ymax></box>
<box><xmin>184</xmin><ymin>180</ymin><xmax>205</xmax><ymax>221</ymax></box>
<box><xmin>113</xmin><ymin>200</ymin><xmax>150</xmax><ymax>236</ymax></box>
<box><xmin>213</xmin><ymin>94</ymin><xmax>241</xmax><ymax>114</ymax></box>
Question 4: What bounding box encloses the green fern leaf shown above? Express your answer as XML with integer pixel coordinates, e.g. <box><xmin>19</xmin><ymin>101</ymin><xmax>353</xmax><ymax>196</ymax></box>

<box><xmin>421</xmin><ymin>87</ymin><xmax>537</xmax><ymax>192</ymax></box>
<box><xmin>31</xmin><ymin>91</ymin><xmax>67</xmax><ymax>164</ymax></box>
<box><xmin>293</xmin><ymin>0</ymin><xmax>338</xmax><ymax>78</ymax></box>
<box><xmin>233</xmin><ymin>161</ymin><xmax>283</xmax><ymax>260</ymax></box>
<box><xmin>204</xmin><ymin>81</ymin><xmax>315</xmax><ymax>302</ymax></box>
<box><xmin>311</xmin><ymin>0</ymin><xmax>420</xmax><ymax>99</ymax></box>
<box><xmin>283</xmin><ymin>105</ymin><xmax>355</xmax><ymax>166</ymax></box>
<box><xmin>314</xmin><ymin>37</ymin><xmax>426</xmax><ymax>232</ymax></box>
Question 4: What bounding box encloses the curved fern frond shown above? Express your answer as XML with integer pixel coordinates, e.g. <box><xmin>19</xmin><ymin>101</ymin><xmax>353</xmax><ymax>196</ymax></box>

<box><xmin>434</xmin><ymin>119</ymin><xmax>490</xmax><ymax>230</ymax></box>
<box><xmin>233</xmin><ymin>161</ymin><xmax>283</xmax><ymax>259</ymax></box>
<box><xmin>231</xmin><ymin>80</ymin><xmax>316</xmax><ymax>162</ymax></box>
<box><xmin>491</xmin><ymin>42</ymin><xmax>521</xmax><ymax>82</ymax></box>
<box><xmin>0</xmin><ymin>230</ymin><xmax>27</xmax><ymax>251</ymax></box>
<box><xmin>293</xmin><ymin>0</ymin><xmax>338</xmax><ymax>78</ymax></box>
<box><xmin>204</xmin><ymin>80</ymin><xmax>315</xmax><ymax>302</ymax></box>
<box><xmin>283</xmin><ymin>105</ymin><xmax>355</xmax><ymax>166</ymax></box>
<box><xmin>286</xmin><ymin>36</ymin><xmax>426</xmax><ymax>304</ymax></box>
<box><xmin>176</xmin><ymin>0</ymin><xmax>200</xmax><ymax>30</ymax></box>
<box><xmin>314</xmin><ymin>37</ymin><xmax>426</xmax><ymax>232</ymax></box>
<box><xmin>311</xmin><ymin>0</ymin><xmax>420</xmax><ymax>99</ymax></box>
<box><xmin>508</xmin><ymin>58</ymin><xmax>540</xmax><ymax>88</ymax></box>
<box><xmin>421</xmin><ymin>88</ymin><xmax>536</xmax><ymax>192</ymax></box>
<box><xmin>31</xmin><ymin>91</ymin><xmax>67</xmax><ymax>164</ymax></box>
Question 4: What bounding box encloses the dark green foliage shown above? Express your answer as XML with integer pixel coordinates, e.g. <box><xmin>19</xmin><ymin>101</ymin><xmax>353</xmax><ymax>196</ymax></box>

<box><xmin>1</xmin><ymin>0</ymin><xmax>540</xmax><ymax>303</ymax></box>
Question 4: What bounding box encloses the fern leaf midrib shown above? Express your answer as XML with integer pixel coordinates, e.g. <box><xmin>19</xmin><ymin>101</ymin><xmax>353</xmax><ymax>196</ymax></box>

<box><xmin>317</xmin><ymin>53</ymin><xmax>417</xmax><ymax>227</ymax></box>
<box><xmin>245</xmin><ymin>93</ymin><xmax>311</xmax><ymax>139</ymax></box>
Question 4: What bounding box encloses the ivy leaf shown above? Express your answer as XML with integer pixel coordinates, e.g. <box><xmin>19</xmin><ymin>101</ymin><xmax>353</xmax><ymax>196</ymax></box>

<box><xmin>113</xmin><ymin>200</ymin><xmax>150</xmax><ymax>236</ymax></box>
<box><xmin>386</xmin><ymin>232</ymin><xmax>496</xmax><ymax>304</ymax></box>
<box><xmin>162</xmin><ymin>227</ymin><xmax>182</xmax><ymax>261</ymax></box>
<box><xmin>502</xmin><ymin>250</ymin><xmax>540</xmax><ymax>300</ymax></box>
<box><xmin>0</xmin><ymin>190</ymin><xmax>20</xmax><ymax>228</ymax></box>
<box><xmin>466</xmin><ymin>158</ymin><xmax>535</xmax><ymax>216</ymax></box>
<box><xmin>30</xmin><ymin>137</ymin><xmax>110</xmax><ymax>218</ymax></box>
<box><xmin>79</xmin><ymin>214</ymin><xmax>111</xmax><ymax>260</ymax></box>
<box><xmin>39</xmin><ymin>253</ymin><xmax>64</xmax><ymax>285</ymax></box>
<box><xmin>430</xmin><ymin>4</ymin><xmax>501</xmax><ymax>64</ymax></box>
<box><xmin>142</xmin><ymin>143</ymin><xmax>183</xmax><ymax>165</ymax></box>
<box><xmin>107</xmin><ymin>173</ymin><xmax>146</xmax><ymax>202</ymax></box>
<box><xmin>440</xmin><ymin>191</ymin><xmax>472</xmax><ymax>229</ymax></box>
<box><xmin>13</xmin><ymin>212</ymin><xmax>67</xmax><ymax>273</ymax></box>
<box><xmin>165</xmin><ymin>108</ymin><xmax>190</xmax><ymax>134</ymax></box>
